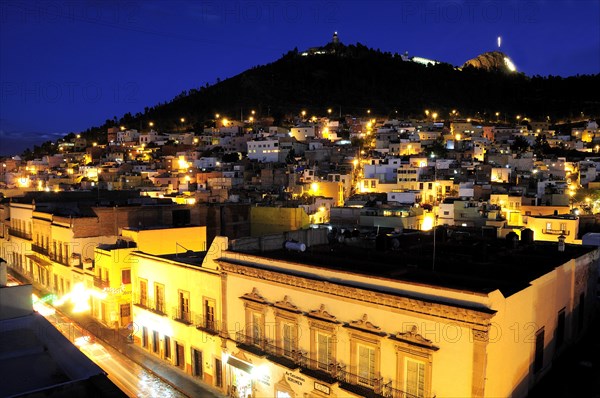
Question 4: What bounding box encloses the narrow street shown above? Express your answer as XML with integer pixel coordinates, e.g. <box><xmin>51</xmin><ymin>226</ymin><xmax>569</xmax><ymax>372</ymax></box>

<box><xmin>8</xmin><ymin>273</ymin><xmax>186</xmax><ymax>398</ymax></box>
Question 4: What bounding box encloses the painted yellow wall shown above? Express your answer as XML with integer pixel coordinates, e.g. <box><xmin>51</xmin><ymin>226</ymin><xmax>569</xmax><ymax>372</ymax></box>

<box><xmin>250</xmin><ymin>207</ymin><xmax>310</xmax><ymax>237</ymax></box>
<box><xmin>122</xmin><ymin>226</ymin><xmax>207</xmax><ymax>254</ymax></box>
<box><xmin>131</xmin><ymin>252</ymin><xmax>222</xmax><ymax>381</ymax></box>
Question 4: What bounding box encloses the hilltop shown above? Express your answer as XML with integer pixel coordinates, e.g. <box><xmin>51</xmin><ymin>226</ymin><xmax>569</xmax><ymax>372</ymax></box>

<box><xmin>23</xmin><ymin>40</ymin><xmax>600</xmax><ymax>155</ymax></box>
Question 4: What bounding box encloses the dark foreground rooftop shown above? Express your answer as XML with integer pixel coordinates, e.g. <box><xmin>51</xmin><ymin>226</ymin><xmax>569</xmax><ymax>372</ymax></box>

<box><xmin>232</xmin><ymin>230</ymin><xmax>596</xmax><ymax>297</ymax></box>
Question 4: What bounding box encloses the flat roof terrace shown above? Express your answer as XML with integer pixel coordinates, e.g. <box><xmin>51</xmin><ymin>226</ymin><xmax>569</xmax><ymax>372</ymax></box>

<box><xmin>229</xmin><ymin>232</ymin><xmax>596</xmax><ymax>297</ymax></box>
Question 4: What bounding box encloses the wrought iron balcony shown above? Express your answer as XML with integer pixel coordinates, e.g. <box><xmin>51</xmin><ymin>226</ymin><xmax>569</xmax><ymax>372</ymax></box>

<box><xmin>172</xmin><ymin>307</ymin><xmax>192</xmax><ymax>325</ymax></box>
<box><xmin>336</xmin><ymin>366</ymin><xmax>383</xmax><ymax>395</ymax></box>
<box><xmin>8</xmin><ymin>228</ymin><xmax>31</xmax><ymax>240</ymax></box>
<box><xmin>31</xmin><ymin>243</ymin><xmax>49</xmax><ymax>256</ymax></box>
<box><xmin>543</xmin><ymin>229</ymin><xmax>569</xmax><ymax>236</ymax></box>
<box><xmin>235</xmin><ymin>331</ymin><xmax>268</xmax><ymax>351</ymax></box>
<box><xmin>93</xmin><ymin>276</ymin><xmax>110</xmax><ymax>289</ymax></box>
<box><xmin>195</xmin><ymin>314</ymin><xmax>220</xmax><ymax>335</ymax></box>
<box><xmin>133</xmin><ymin>293</ymin><xmax>148</xmax><ymax>308</ymax></box>
<box><xmin>49</xmin><ymin>252</ymin><xmax>70</xmax><ymax>266</ymax></box>
<box><xmin>380</xmin><ymin>382</ymin><xmax>417</xmax><ymax>398</ymax></box>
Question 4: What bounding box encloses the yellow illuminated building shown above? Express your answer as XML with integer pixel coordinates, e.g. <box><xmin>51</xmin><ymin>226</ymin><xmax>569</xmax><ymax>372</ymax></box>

<box><xmin>250</xmin><ymin>207</ymin><xmax>310</xmax><ymax>237</ymax></box>
<box><xmin>130</xmin><ymin>231</ymin><xmax>222</xmax><ymax>386</ymax></box>
<box><xmin>204</xmin><ymin>234</ymin><xmax>597</xmax><ymax>398</ymax></box>
<box><xmin>91</xmin><ymin>225</ymin><xmax>207</xmax><ymax>328</ymax></box>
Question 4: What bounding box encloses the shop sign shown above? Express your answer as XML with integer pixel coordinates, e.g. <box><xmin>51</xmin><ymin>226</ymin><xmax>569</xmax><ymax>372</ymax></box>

<box><xmin>314</xmin><ymin>382</ymin><xmax>330</xmax><ymax>395</ymax></box>
<box><xmin>285</xmin><ymin>371</ymin><xmax>305</xmax><ymax>387</ymax></box>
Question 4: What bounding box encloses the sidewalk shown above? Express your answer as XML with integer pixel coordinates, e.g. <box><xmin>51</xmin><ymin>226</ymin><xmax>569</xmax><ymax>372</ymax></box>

<box><xmin>11</xmin><ymin>270</ymin><xmax>226</xmax><ymax>398</ymax></box>
<box><xmin>67</xmin><ymin>311</ymin><xmax>226</xmax><ymax>398</ymax></box>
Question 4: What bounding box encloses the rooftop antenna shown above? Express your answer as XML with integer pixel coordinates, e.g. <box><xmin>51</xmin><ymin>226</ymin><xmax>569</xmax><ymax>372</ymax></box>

<box><xmin>175</xmin><ymin>242</ymin><xmax>193</xmax><ymax>257</ymax></box>
<box><xmin>497</xmin><ymin>36</ymin><xmax>502</xmax><ymax>49</ymax></box>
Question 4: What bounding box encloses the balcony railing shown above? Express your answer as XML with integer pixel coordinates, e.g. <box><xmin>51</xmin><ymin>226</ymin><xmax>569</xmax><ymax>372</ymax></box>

<box><xmin>543</xmin><ymin>229</ymin><xmax>570</xmax><ymax>236</ymax></box>
<box><xmin>172</xmin><ymin>307</ymin><xmax>192</xmax><ymax>325</ymax></box>
<box><xmin>380</xmin><ymin>382</ymin><xmax>417</xmax><ymax>398</ymax></box>
<box><xmin>195</xmin><ymin>314</ymin><xmax>220</xmax><ymax>335</ymax></box>
<box><xmin>133</xmin><ymin>293</ymin><xmax>148</xmax><ymax>308</ymax></box>
<box><xmin>132</xmin><ymin>294</ymin><xmax>167</xmax><ymax>315</ymax></box>
<box><xmin>8</xmin><ymin>228</ymin><xmax>31</xmax><ymax>240</ymax></box>
<box><xmin>263</xmin><ymin>340</ymin><xmax>296</xmax><ymax>361</ymax></box>
<box><xmin>49</xmin><ymin>252</ymin><xmax>70</xmax><ymax>266</ymax></box>
<box><xmin>337</xmin><ymin>366</ymin><xmax>383</xmax><ymax>393</ymax></box>
<box><xmin>31</xmin><ymin>243</ymin><xmax>49</xmax><ymax>256</ymax></box>
<box><xmin>93</xmin><ymin>276</ymin><xmax>110</xmax><ymax>289</ymax></box>
<box><xmin>235</xmin><ymin>331</ymin><xmax>268</xmax><ymax>351</ymax></box>
<box><xmin>232</xmin><ymin>331</ymin><xmax>404</xmax><ymax>397</ymax></box>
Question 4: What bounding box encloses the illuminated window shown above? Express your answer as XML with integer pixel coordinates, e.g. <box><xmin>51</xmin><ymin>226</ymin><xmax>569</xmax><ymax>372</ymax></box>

<box><xmin>204</xmin><ymin>298</ymin><xmax>216</xmax><ymax>331</ymax></box>
<box><xmin>394</xmin><ymin>327</ymin><xmax>436</xmax><ymax>398</ymax></box>
<box><xmin>142</xmin><ymin>326</ymin><xmax>148</xmax><ymax>348</ymax></box>
<box><xmin>152</xmin><ymin>330</ymin><xmax>159</xmax><ymax>354</ymax></box>
<box><xmin>317</xmin><ymin>332</ymin><xmax>334</xmax><ymax>370</ymax></box>
<box><xmin>358</xmin><ymin>344</ymin><xmax>376</xmax><ymax>386</ymax></box>
<box><xmin>164</xmin><ymin>336</ymin><xmax>171</xmax><ymax>359</ymax></box>
<box><xmin>405</xmin><ymin>358</ymin><xmax>425</xmax><ymax>397</ymax></box>
<box><xmin>560</xmin><ymin>223</ymin><xmax>567</xmax><ymax>232</ymax></box>
<box><xmin>121</xmin><ymin>269</ymin><xmax>131</xmax><ymax>284</ymax></box>
<box><xmin>252</xmin><ymin>312</ymin><xmax>263</xmax><ymax>345</ymax></box>
<box><xmin>308</xmin><ymin>311</ymin><xmax>339</xmax><ymax>374</ymax></box>
<box><xmin>155</xmin><ymin>283</ymin><xmax>165</xmax><ymax>314</ymax></box>
<box><xmin>178</xmin><ymin>290</ymin><xmax>190</xmax><ymax>323</ymax></box>
<box><xmin>139</xmin><ymin>279</ymin><xmax>147</xmax><ymax>307</ymax></box>
<box><xmin>241</xmin><ymin>290</ymin><xmax>269</xmax><ymax>348</ymax></box>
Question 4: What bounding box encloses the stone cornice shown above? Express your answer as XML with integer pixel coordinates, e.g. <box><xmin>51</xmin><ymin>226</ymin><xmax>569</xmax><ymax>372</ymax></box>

<box><xmin>218</xmin><ymin>259</ymin><xmax>494</xmax><ymax>328</ymax></box>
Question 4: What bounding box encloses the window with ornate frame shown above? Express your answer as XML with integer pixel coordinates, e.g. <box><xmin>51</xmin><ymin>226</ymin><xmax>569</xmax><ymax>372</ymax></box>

<box><xmin>392</xmin><ymin>325</ymin><xmax>437</xmax><ymax>398</ymax></box>
<box><xmin>346</xmin><ymin>314</ymin><xmax>384</xmax><ymax>390</ymax></box>
<box><xmin>274</xmin><ymin>296</ymin><xmax>301</xmax><ymax>359</ymax></box>
<box><xmin>307</xmin><ymin>305</ymin><xmax>340</xmax><ymax>374</ymax></box>
<box><xmin>240</xmin><ymin>288</ymin><xmax>269</xmax><ymax>349</ymax></box>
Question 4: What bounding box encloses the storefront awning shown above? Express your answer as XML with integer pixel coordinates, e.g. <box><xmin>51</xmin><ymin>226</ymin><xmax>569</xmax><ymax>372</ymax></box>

<box><xmin>227</xmin><ymin>356</ymin><xmax>253</xmax><ymax>374</ymax></box>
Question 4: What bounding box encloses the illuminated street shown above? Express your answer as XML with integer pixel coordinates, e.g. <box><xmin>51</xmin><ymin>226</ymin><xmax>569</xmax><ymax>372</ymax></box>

<box><xmin>8</xmin><ymin>274</ymin><xmax>186</xmax><ymax>398</ymax></box>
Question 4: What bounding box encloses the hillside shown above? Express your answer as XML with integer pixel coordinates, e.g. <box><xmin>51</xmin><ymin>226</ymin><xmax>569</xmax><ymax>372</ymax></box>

<box><xmin>29</xmin><ymin>42</ymin><xmax>600</xmax><ymax>153</ymax></box>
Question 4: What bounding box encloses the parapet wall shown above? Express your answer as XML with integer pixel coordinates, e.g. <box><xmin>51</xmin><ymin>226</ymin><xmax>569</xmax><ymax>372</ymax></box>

<box><xmin>230</xmin><ymin>228</ymin><xmax>328</xmax><ymax>252</ymax></box>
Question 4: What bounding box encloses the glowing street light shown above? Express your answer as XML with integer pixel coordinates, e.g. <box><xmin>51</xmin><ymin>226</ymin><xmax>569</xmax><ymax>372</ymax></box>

<box><xmin>149</xmin><ymin>121</ymin><xmax>154</xmax><ymax>127</ymax></box>
<box><xmin>301</xmin><ymin>110</ymin><xmax>306</xmax><ymax>117</ymax></box>
<box><xmin>180</xmin><ymin>117</ymin><xmax>185</xmax><ymax>123</ymax></box>
<box><xmin>327</xmin><ymin>108</ymin><xmax>332</xmax><ymax>115</ymax></box>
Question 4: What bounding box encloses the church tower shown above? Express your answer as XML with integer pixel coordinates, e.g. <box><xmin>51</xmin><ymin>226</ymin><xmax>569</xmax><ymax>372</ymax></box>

<box><xmin>332</xmin><ymin>31</ymin><xmax>339</xmax><ymax>45</ymax></box>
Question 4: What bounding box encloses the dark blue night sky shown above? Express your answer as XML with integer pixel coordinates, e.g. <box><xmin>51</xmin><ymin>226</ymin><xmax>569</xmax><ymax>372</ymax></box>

<box><xmin>1</xmin><ymin>0</ymin><xmax>599</xmax><ymax>155</ymax></box>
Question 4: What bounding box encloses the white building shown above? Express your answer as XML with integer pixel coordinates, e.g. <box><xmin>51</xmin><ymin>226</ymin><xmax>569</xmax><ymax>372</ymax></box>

<box><xmin>291</xmin><ymin>126</ymin><xmax>316</xmax><ymax>141</ymax></box>
<box><xmin>247</xmin><ymin>139</ymin><xmax>281</xmax><ymax>162</ymax></box>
